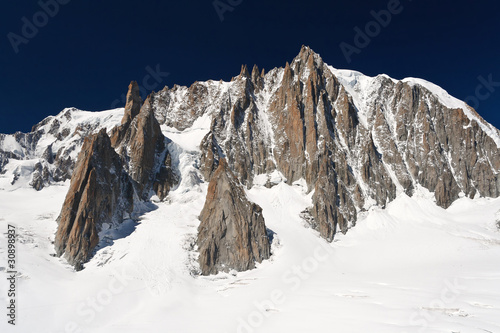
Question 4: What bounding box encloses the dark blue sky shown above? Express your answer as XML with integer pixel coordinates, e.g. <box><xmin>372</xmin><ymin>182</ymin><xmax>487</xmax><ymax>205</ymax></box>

<box><xmin>1</xmin><ymin>0</ymin><xmax>499</xmax><ymax>134</ymax></box>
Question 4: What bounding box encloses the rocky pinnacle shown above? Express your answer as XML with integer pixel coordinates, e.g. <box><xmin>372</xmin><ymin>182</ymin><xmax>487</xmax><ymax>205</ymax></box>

<box><xmin>197</xmin><ymin>159</ymin><xmax>271</xmax><ymax>275</ymax></box>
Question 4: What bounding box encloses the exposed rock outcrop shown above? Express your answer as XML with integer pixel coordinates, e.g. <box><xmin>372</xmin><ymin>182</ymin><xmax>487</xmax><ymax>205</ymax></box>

<box><xmin>54</xmin><ymin>129</ymin><xmax>133</xmax><ymax>270</ymax></box>
<box><xmin>199</xmin><ymin>131</ymin><xmax>222</xmax><ymax>182</ymax></box>
<box><xmin>54</xmin><ymin>83</ymin><xmax>179</xmax><ymax>269</ymax></box>
<box><xmin>153</xmin><ymin>149</ymin><xmax>177</xmax><ymax>201</ymax></box>
<box><xmin>111</xmin><ymin>85</ymin><xmax>177</xmax><ymax>200</ymax></box>
<box><xmin>197</xmin><ymin>159</ymin><xmax>271</xmax><ymax>275</ymax></box>
<box><xmin>1</xmin><ymin>47</ymin><xmax>499</xmax><ymax>271</ymax></box>
<box><xmin>30</xmin><ymin>162</ymin><xmax>51</xmax><ymax>191</ymax></box>
<box><xmin>110</xmin><ymin>81</ymin><xmax>143</xmax><ymax>147</ymax></box>
<box><xmin>155</xmin><ymin>45</ymin><xmax>500</xmax><ymax>243</ymax></box>
<box><xmin>122</xmin><ymin>81</ymin><xmax>142</xmax><ymax>125</ymax></box>
<box><xmin>113</xmin><ymin>96</ymin><xmax>167</xmax><ymax>199</ymax></box>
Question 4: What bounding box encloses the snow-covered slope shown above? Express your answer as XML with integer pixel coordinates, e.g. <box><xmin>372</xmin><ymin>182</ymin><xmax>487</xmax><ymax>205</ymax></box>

<box><xmin>1</xmin><ymin>47</ymin><xmax>500</xmax><ymax>332</ymax></box>
<box><xmin>1</xmin><ymin>121</ymin><xmax>499</xmax><ymax>332</ymax></box>
<box><xmin>0</xmin><ymin>107</ymin><xmax>123</xmax><ymax>190</ymax></box>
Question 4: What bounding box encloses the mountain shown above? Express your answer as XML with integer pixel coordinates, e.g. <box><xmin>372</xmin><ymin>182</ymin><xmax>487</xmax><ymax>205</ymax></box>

<box><xmin>0</xmin><ymin>46</ymin><xmax>499</xmax><ymax>272</ymax></box>
<box><xmin>1</xmin><ymin>47</ymin><xmax>500</xmax><ymax>333</ymax></box>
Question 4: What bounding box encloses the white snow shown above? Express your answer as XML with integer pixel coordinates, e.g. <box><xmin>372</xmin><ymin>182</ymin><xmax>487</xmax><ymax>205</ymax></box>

<box><xmin>1</xmin><ymin>121</ymin><xmax>500</xmax><ymax>333</ymax></box>
<box><xmin>161</xmin><ymin>112</ymin><xmax>212</xmax><ymax>153</ymax></box>
<box><xmin>329</xmin><ymin>68</ymin><xmax>376</xmax><ymax>129</ymax></box>
<box><xmin>0</xmin><ymin>107</ymin><xmax>124</xmax><ymax>191</ymax></box>
<box><xmin>1</xmin><ymin>62</ymin><xmax>500</xmax><ymax>333</ymax></box>
<box><xmin>0</xmin><ymin>136</ymin><xmax>24</xmax><ymax>157</ymax></box>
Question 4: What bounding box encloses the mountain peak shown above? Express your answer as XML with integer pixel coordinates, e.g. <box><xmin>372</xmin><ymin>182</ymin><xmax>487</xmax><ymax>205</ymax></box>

<box><xmin>122</xmin><ymin>81</ymin><xmax>142</xmax><ymax>125</ymax></box>
<box><xmin>299</xmin><ymin>44</ymin><xmax>313</xmax><ymax>55</ymax></box>
<box><xmin>296</xmin><ymin>45</ymin><xmax>321</xmax><ymax>62</ymax></box>
<box><xmin>239</xmin><ymin>64</ymin><xmax>250</xmax><ymax>78</ymax></box>
<box><xmin>1</xmin><ymin>48</ymin><xmax>500</xmax><ymax>275</ymax></box>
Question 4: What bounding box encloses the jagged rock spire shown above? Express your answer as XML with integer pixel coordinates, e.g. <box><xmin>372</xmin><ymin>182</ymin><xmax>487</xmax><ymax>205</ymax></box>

<box><xmin>122</xmin><ymin>81</ymin><xmax>143</xmax><ymax>125</ymax></box>
<box><xmin>251</xmin><ymin>64</ymin><xmax>264</xmax><ymax>90</ymax></box>
<box><xmin>239</xmin><ymin>64</ymin><xmax>250</xmax><ymax>78</ymax></box>
<box><xmin>197</xmin><ymin>158</ymin><xmax>271</xmax><ymax>275</ymax></box>
<box><xmin>55</xmin><ymin>129</ymin><xmax>133</xmax><ymax>270</ymax></box>
<box><xmin>251</xmin><ymin>64</ymin><xmax>260</xmax><ymax>80</ymax></box>
<box><xmin>55</xmin><ymin>85</ymin><xmax>178</xmax><ymax>270</ymax></box>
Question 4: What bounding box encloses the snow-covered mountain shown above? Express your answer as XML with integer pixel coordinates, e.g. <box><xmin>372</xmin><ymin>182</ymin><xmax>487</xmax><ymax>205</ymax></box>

<box><xmin>1</xmin><ymin>46</ymin><xmax>500</xmax><ymax>332</ymax></box>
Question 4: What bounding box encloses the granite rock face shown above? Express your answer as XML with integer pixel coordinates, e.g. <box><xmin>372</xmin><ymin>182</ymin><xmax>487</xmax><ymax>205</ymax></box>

<box><xmin>122</xmin><ymin>81</ymin><xmax>142</xmax><ymax>125</ymax></box>
<box><xmin>112</xmin><ymin>93</ymin><xmax>171</xmax><ymax>200</ymax></box>
<box><xmin>153</xmin><ymin>46</ymin><xmax>500</xmax><ymax>242</ymax></box>
<box><xmin>1</xmin><ymin>47</ymin><xmax>499</xmax><ymax>272</ymax></box>
<box><xmin>54</xmin><ymin>83</ymin><xmax>178</xmax><ymax>269</ymax></box>
<box><xmin>197</xmin><ymin>159</ymin><xmax>271</xmax><ymax>275</ymax></box>
<box><xmin>54</xmin><ymin>129</ymin><xmax>133</xmax><ymax>270</ymax></box>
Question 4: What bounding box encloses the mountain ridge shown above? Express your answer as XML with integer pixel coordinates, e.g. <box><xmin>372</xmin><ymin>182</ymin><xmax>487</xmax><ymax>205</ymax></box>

<box><xmin>1</xmin><ymin>46</ymin><xmax>499</xmax><ymax>271</ymax></box>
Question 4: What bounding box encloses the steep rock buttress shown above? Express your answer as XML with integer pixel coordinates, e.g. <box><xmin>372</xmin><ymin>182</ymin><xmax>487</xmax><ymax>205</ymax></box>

<box><xmin>197</xmin><ymin>159</ymin><xmax>271</xmax><ymax>275</ymax></box>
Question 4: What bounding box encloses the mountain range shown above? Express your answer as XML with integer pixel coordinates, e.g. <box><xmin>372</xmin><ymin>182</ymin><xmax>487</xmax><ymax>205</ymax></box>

<box><xmin>2</xmin><ymin>46</ymin><xmax>500</xmax><ymax>333</ymax></box>
<box><xmin>1</xmin><ymin>46</ymin><xmax>499</xmax><ymax>274</ymax></box>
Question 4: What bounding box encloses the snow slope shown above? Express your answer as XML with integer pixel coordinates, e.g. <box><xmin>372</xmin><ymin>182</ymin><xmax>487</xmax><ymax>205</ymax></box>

<box><xmin>1</xmin><ymin>117</ymin><xmax>500</xmax><ymax>333</ymax></box>
<box><xmin>0</xmin><ymin>107</ymin><xmax>124</xmax><ymax>190</ymax></box>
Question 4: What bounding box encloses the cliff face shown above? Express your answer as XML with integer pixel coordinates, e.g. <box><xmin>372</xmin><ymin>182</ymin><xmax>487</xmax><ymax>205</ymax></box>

<box><xmin>112</xmin><ymin>93</ymin><xmax>173</xmax><ymax>200</ymax></box>
<box><xmin>197</xmin><ymin>159</ymin><xmax>271</xmax><ymax>275</ymax></box>
<box><xmin>54</xmin><ymin>83</ymin><xmax>178</xmax><ymax>269</ymax></box>
<box><xmin>1</xmin><ymin>46</ymin><xmax>499</xmax><ymax>272</ymax></box>
<box><xmin>154</xmin><ymin>46</ymin><xmax>500</xmax><ymax>241</ymax></box>
<box><xmin>54</xmin><ymin>129</ymin><xmax>133</xmax><ymax>270</ymax></box>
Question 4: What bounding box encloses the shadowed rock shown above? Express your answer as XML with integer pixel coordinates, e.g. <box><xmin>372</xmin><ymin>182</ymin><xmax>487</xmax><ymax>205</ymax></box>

<box><xmin>117</xmin><ymin>96</ymin><xmax>166</xmax><ymax>199</ymax></box>
<box><xmin>112</xmin><ymin>85</ymin><xmax>178</xmax><ymax>200</ymax></box>
<box><xmin>199</xmin><ymin>131</ymin><xmax>222</xmax><ymax>182</ymax></box>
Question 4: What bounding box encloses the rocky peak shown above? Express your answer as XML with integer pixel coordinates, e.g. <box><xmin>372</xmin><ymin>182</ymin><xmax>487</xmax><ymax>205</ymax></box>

<box><xmin>54</xmin><ymin>84</ymin><xmax>178</xmax><ymax>269</ymax></box>
<box><xmin>231</xmin><ymin>64</ymin><xmax>251</xmax><ymax>82</ymax></box>
<box><xmin>197</xmin><ymin>158</ymin><xmax>271</xmax><ymax>275</ymax></box>
<box><xmin>126</xmin><ymin>96</ymin><xmax>166</xmax><ymax>199</ymax></box>
<box><xmin>251</xmin><ymin>64</ymin><xmax>264</xmax><ymax>91</ymax></box>
<box><xmin>54</xmin><ymin>128</ymin><xmax>133</xmax><ymax>270</ymax></box>
<box><xmin>251</xmin><ymin>64</ymin><xmax>260</xmax><ymax>80</ymax></box>
<box><xmin>121</xmin><ymin>81</ymin><xmax>143</xmax><ymax>125</ymax></box>
<box><xmin>283</xmin><ymin>61</ymin><xmax>294</xmax><ymax>84</ymax></box>
<box><xmin>239</xmin><ymin>64</ymin><xmax>250</xmax><ymax>78</ymax></box>
<box><xmin>113</xmin><ymin>93</ymin><xmax>172</xmax><ymax>200</ymax></box>
<box><xmin>294</xmin><ymin>45</ymin><xmax>325</xmax><ymax>72</ymax></box>
<box><xmin>15</xmin><ymin>47</ymin><xmax>490</xmax><ymax>270</ymax></box>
